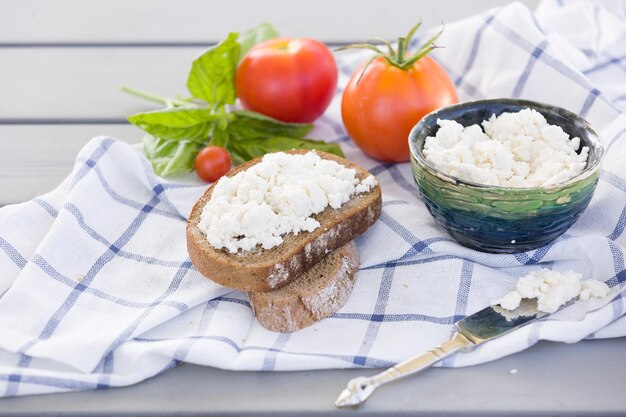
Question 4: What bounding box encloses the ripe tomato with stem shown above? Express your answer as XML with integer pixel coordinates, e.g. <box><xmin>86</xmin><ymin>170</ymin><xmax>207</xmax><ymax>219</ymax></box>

<box><xmin>340</xmin><ymin>24</ymin><xmax>458</xmax><ymax>162</ymax></box>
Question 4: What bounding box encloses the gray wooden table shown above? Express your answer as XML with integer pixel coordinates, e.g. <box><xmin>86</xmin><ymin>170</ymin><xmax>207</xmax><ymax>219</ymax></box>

<box><xmin>2</xmin><ymin>0</ymin><xmax>626</xmax><ymax>415</ymax></box>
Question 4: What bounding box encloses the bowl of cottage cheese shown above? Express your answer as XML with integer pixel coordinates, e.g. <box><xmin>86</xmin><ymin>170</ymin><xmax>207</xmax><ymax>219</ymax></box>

<box><xmin>408</xmin><ymin>98</ymin><xmax>603</xmax><ymax>253</ymax></box>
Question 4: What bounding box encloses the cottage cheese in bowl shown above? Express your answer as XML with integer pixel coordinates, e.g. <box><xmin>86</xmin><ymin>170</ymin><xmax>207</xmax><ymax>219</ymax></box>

<box><xmin>423</xmin><ymin>109</ymin><xmax>589</xmax><ymax>188</ymax></box>
<box><xmin>408</xmin><ymin>98</ymin><xmax>603</xmax><ymax>253</ymax></box>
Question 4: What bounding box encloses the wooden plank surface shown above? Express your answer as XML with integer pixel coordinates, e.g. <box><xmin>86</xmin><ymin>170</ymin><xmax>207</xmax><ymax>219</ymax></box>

<box><xmin>1</xmin><ymin>0</ymin><xmax>538</xmax><ymax>44</ymax></box>
<box><xmin>0</xmin><ymin>125</ymin><xmax>139</xmax><ymax>205</ymax></box>
<box><xmin>0</xmin><ymin>48</ymin><xmax>200</xmax><ymax>120</ymax></box>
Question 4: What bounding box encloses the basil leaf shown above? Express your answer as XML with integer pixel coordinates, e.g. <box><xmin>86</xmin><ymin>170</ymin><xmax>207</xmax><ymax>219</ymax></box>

<box><xmin>187</xmin><ymin>32</ymin><xmax>240</xmax><ymax>107</ymax></box>
<box><xmin>143</xmin><ymin>135</ymin><xmax>199</xmax><ymax>176</ymax></box>
<box><xmin>212</xmin><ymin>128</ymin><xmax>230</xmax><ymax>148</ymax></box>
<box><xmin>238</xmin><ymin>22</ymin><xmax>279</xmax><ymax>61</ymax></box>
<box><xmin>228</xmin><ymin>136</ymin><xmax>344</xmax><ymax>166</ymax></box>
<box><xmin>229</xmin><ymin>110</ymin><xmax>313</xmax><ymax>139</ymax></box>
<box><xmin>128</xmin><ymin>107</ymin><xmax>215</xmax><ymax>142</ymax></box>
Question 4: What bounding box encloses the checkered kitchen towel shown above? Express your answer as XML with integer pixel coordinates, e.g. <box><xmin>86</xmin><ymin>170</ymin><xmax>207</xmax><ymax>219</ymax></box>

<box><xmin>1</xmin><ymin>0</ymin><xmax>626</xmax><ymax>397</ymax></box>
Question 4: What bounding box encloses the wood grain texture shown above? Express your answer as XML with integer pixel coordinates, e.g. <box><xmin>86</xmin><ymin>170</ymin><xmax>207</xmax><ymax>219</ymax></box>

<box><xmin>1</xmin><ymin>0</ymin><xmax>538</xmax><ymax>44</ymax></box>
<box><xmin>0</xmin><ymin>125</ymin><xmax>140</xmax><ymax>205</ymax></box>
<box><xmin>0</xmin><ymin>48</ymin><xmax>201</xmax><ymax>120</ymax></box>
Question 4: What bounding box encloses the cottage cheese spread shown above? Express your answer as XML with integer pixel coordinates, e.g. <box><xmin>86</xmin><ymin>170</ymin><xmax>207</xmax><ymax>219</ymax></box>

<box><xmin>198</xmin><ymin>151</ymin><xmax>376</xmax><ymax>253</ymax></box>
<box><xmin>423</xmin><ymin>109</ymin><xmax>589</xmax><ymax>187</ymax></box>
<box><xmin>491</xmin><ymin>269</ymin><xmax>610</xmax><ymax>313</ymax></box>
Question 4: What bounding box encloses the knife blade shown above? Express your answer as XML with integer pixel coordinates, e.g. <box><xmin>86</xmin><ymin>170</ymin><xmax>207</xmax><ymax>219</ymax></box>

<box><xmin>335</xmin><ymin>299</ymin><xmax>547</xmax><ymax>408</ymax></box>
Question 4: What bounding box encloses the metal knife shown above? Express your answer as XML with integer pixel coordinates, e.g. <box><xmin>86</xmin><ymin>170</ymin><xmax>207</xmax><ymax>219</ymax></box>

<box><xmin>335</xmin><ymin>299</ymin><xmax>547</xmax><ymax>408</ymax></box>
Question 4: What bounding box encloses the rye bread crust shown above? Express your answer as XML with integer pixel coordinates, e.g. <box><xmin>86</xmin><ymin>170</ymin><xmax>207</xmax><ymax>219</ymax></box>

<box><xmin>186</xmin><ymin>150</ymin><xmax>381</xmax><ymax>292</ymax></box>
<box><xmin>248</xmin><ymin>242</ymin><xmax>360</xmax><ymax>333</ymax></box>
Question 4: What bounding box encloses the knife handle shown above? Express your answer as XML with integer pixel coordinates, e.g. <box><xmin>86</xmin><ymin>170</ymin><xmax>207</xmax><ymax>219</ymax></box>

<box><xmin>335</xmin><ymin>332</ymin><xmax>474</xmax><ymax>408</ymax></box>
<box><xmin>374</xmin><ymin>331</ymin><xmax>473</xmax><ymax>384</ymax></box>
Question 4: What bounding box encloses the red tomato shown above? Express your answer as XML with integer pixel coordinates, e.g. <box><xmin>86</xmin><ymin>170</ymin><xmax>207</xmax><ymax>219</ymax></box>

<box><xmin>236</xmin><ymin>37</ymin><xmax>338</xmax><ymax>123</ymax></box>
<box><xmin>342</xmin><ymin>55</ymin><xmax>458</xmax><ymax>162</ymax></box>
<box><xmin>194</xmin><ymin>146</ymin><xmax>231</xmax><ymax>182</ymax></box>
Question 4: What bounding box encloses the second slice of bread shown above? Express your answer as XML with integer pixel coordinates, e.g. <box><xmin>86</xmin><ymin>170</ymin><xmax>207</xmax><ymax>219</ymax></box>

<box><xmin>187</xmin><ymin>150</ymin><xmax>381</xmax><ymax>292</ymax></box>
<box><xmin>248</xmin><ymin>241</ymin><xmax>360</xmax><ymax>333</ymax></box>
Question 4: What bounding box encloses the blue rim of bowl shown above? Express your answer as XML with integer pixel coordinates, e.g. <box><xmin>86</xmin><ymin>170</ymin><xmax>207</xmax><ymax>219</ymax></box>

<box><xmin>408</xmin><ymin>98</ymin><xmax>605</xmax><ymax>191</ymax></box>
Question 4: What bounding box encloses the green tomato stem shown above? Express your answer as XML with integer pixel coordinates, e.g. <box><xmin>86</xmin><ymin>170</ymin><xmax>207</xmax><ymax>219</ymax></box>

<box><xmin>397</xmin><ymin>37</ymin><xmax>406</xmax><ymax>64</ymax></box>
<box><xmin>337</xmin><ymin>23</ymin><xmax>443</xmax><ymax>72</ymax></box>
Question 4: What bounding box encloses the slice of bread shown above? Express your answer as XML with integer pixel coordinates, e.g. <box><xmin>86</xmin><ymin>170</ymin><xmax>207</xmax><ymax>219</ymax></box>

<box><xmin>187</xmin><ymin>150</ymin><xmax>381</xmax><ymax>292</ymax></box>
<box><xmin>248</xmin><ymin>241</ymin><xmax>360</xmax><ymax>332</ymax></box>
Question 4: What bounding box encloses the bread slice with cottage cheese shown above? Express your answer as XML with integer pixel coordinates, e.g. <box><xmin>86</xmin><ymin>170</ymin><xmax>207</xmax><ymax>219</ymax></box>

<box><xmin>186</xmin><ymin>150</ymin><xmax>381</xmax><ymax>292</ymax></box>
<box><xmin>248</xmin><ymin>241</ymin><xmax>359</xmax><ymax>332</ymax></box>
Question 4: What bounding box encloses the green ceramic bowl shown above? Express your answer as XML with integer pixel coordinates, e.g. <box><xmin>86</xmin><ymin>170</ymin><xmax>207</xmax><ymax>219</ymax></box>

<box><xmin>408</xmin><ymin>99</ymin><xmax>603</xmax><ymax>254</ymax></box>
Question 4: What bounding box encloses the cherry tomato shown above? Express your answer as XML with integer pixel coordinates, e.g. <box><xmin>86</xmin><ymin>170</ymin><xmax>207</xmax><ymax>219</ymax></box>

<box><xmin>236</xmin><ymin>37</ymin><xmax>338</xmax><ymax>123</ymax></box>
<box><xmin>342</xmin><ymin>52</ymin><xmax>458</xmax><ymax>163</ymax></box>
<box><xmin>194</xmin><ymin>146</ymin><xmax>231</xmax><ymax>182</ymax></box>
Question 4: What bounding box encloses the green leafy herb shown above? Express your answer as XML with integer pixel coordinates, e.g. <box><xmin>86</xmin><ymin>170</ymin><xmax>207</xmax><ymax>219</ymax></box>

<box><xmin>186</xmin><ymin>32</ymin><xmax>240</xmax><ymax>108</ymax></box>
<box><xmin>212</xmin><ymin>125</ymin><xmax>230</xmax><ymax>148</ymax></box>
<box><xmin>123</xmin><ymin>24</ymin><xmax>342</xmax><ymax>179</ymax></box>
<box><xmin>229</xmin><ymin>110</ymin><xmax>313</xmax><ymax>139</ymax></box>
<box><xmin>238</xmin><ymin>23</ymin><xmax>279</xmax><ymax>61</ymax></box>
<box><xmin>143</xmin><ymin>135</ymin><xmax>200</xmax><ymax>176</ymax></box>
<box><xmin>128</xmin><ymin>107</ymin><xmax>216</xmax><ymax>141</ymax></box>
<box><xmin>228</xmin><ymin>136</ymin><xmax>344</xmax><ymax>166</ymax></box>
